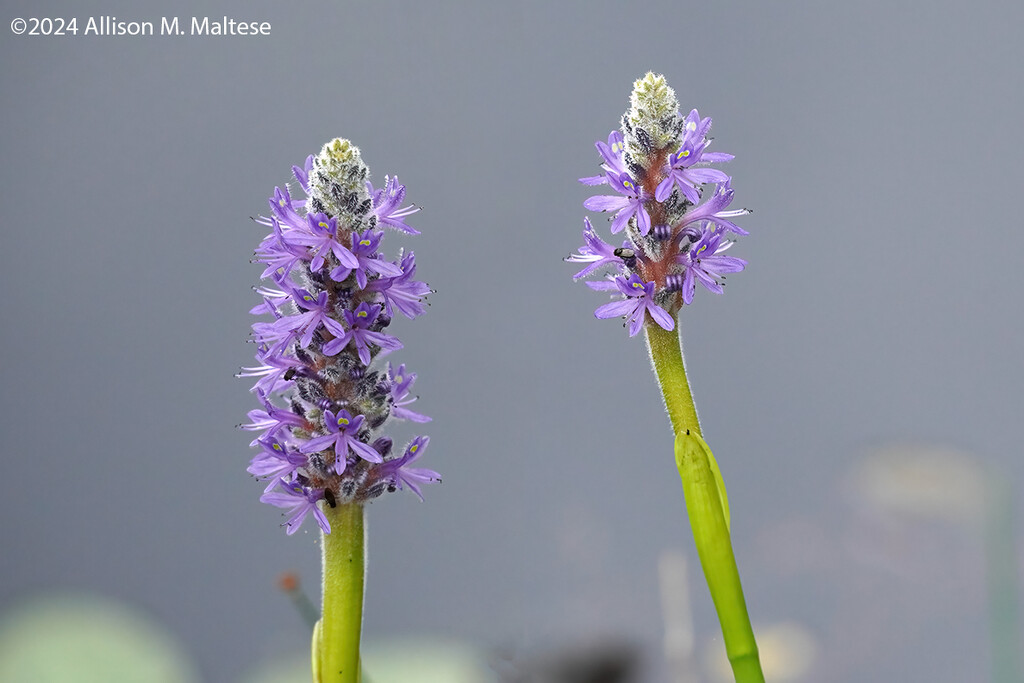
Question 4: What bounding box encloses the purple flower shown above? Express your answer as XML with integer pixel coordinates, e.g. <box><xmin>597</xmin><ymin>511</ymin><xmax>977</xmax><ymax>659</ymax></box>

<box><xmin>254</xmin><ymin>218</ymin><xmax>306</xmax><ymax>283</ymax></box>
<box><xmin>676</xmin><ymin>181</ymin><xmax>750</xmax><ymax>236</ymax></box>
<box><xmin>260</xmin><ymin>480</ymin><xmax>330</xmax><ymax>535</ymax></box>
<box><xmin>379</xmin><ymin>436</ymin><xmax>441</xmax><ymax>501</ymax></box>
<box><xmin>583</xmin><ymin>172</ymin><xmax>652</xmax><ymax>235</ymax></box>
<box><xmin>248</xmin><ymin>286</ymin><xmax>290</xmax><ymax>316</ymax></box>
<box><xmin>388</xmin><ymin>363</ymin><xmax>431</xmax><ymax>423</ymax></box>
<box><xmin>367</xmin><ymin>252</ymin><xmax>430</xmax><ymax>319</ymax></box>
<box><xmin>322</xmin><ymin>303</ymin><xmax>403</xmax><ymax>364</ymax></box>
<box><xmin>593</xmin><ymin>274</ymin><xmax>675</xmax><ymax>337</ymax></box>
<box><xmin>579</xmin><ymin>131</ymin><xmax>628</xmax><ymax>186</ymax></box>
<box><xmin>248</xmin><ymin>436</ymin><xmax>308</xmax><ymax>489</ymax></box>
<box><xmin>675</xmin><ymin>227</ymin><xmax>747</xmax><ymax>305</ymax></box>
<box><xmin>271</xmin><ymin>289</ymin><xmax>347</xmax><ymax>349</ymax></box>
<box><xmin>655</xmin><ymin>109</ymin><xmax>734</xmax><ymax>203</ymax></box>
<box><xmin>332</xmin><ymin>229</ymin><xmax>404</xmax><ymax>287</ymax></box>
<box><xmin>292</xmin><ymin>155</ymin><xmax>314</xmax><ymax>193</ymax></box>
<box><xmin>566</xmin><ymin>217</ymin><xmax>627</xmax><ymax>280</ymax></box>
<box><xmin>288</xmin><ymin>213</ymin><xmax>360</xmax><ymax>274</ymax></box>
<box><xmin>237</xmin><ymin>348</ymin><xmax>297</xmax><ymax>395</ymax></box>
<box><xmin>300</xmin><ymin>409</ymin><xmax>382</xmax><ymax>473</ymax></box>
<box><xmin>250</xmin><ymin>322</ymin><xmax>295</xmax><ymax>358</ymax></box>
<box><xmin>240</xmin><ymin>391</ymin><xmax>306</xmax><ymax>440</ymax></box>
<box><xmin>369</xmin><ymin>175</ymin><xmax>421</xmax><ymax>234</ymax></box>
<box><xmin>268</xmin><ymin>186</ymin><xmax>306</xmax><ymax>232</ymax></box>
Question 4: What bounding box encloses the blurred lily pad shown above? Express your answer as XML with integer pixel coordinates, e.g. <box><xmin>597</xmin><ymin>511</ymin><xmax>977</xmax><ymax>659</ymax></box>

<box><xmin>852</xmin><ymin>444</ymin><xmax>986</xmax><ymax>522</ymax></box>
<box><xmin>0</xmin><ymin>593</ymin><xmax>199</xmax><ymax>683</ymax></box>
<box><xmin>705</xmin><ymin>621</ymin><xmax>816</xmax><ymax>682</ymax></box>
<box><xmin>240</xmin><ymin>637</ymin><xmax>496</xmax><ymax>683</ymax></box>
<box><xmin>363</xmin><ymin>638</ymin><xmax>496</xmax><ymax>683</ymax></box>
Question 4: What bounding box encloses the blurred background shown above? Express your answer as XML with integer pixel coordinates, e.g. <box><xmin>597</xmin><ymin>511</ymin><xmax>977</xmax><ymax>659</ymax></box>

<box><xmin>2</xmin><ymin>1</ymin><xmax>1022</xmax><ymax>681</ymax></box>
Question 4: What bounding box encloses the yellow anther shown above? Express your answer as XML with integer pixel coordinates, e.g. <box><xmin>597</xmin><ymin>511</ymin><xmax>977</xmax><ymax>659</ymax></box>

<box><xmin>410</xmin><ymin>445</ymin><xmax>418</xmax><ymax>453</ymax></box>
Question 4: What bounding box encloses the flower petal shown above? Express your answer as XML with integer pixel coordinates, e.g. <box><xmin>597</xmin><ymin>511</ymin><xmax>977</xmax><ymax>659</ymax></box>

<box><xmin>584</xmin><ymin>195</ymin><xmax>629</xmax><ymax>212</ymax></box>
<box><xmin>595</xmin><ymin>299</ymin><xmax>637</xmax><ymax>319</ymax></box>
<box><xmin>647</xmin><ymin>303</ymin><xmax>675</xmax><ymax>331</ymax></box>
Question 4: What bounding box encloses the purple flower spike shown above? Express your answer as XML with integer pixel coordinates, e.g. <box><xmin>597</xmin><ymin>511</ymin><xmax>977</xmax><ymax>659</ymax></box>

<box><xmin>594</xmin><ymin>274</ymin><xmax>674</xmax><ymax>337</ymax></box>
<box><xmin>571</xmin><ymin>74</ymin><xmax>748</xmax><ymax>331</ymax></box>
<box><xmin>583</xmin><ymin>172</ymin><xmax>652</xmax><ymax>235</ymax></box>
<box><xmin>245</xmin><ymin>138</ymin><xmax>440</xmax><ymax>530</ymax></box>
<box><xmin>260</xmin><ymin>481</ymin><xmax>330</xmax><ymax>535</ymax></box>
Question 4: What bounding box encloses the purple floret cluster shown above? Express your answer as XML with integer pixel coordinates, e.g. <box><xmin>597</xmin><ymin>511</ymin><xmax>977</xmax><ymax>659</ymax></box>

<box><xmin>569</xmin><ymin>74</ymin><xmax>749</xmax><ymax>336</ymax></box>
<box><xmin>241</xmin><ymin>138</ymin><xmax>439</xmax><ymax>535</ymax></box>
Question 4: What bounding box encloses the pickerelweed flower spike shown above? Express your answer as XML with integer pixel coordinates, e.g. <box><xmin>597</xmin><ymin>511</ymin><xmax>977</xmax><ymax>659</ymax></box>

<box><xmin>244</xmin><ymin>137</ymin><xmax>439</xmax><ymax>529</ymax></box>
<box><xmin>243</xmin><ymin>138</ymin><xmax>440</xmax><ymax>683</ymax></box>
<box><xmin>570</xmin><ymin>72</ymin><xmax>750</xmax><ymax>330</ymax></box>
<box><xmin>567</xmin><ymin>74</ymin><xmax>764</xmax><ymax>683</ymax></box>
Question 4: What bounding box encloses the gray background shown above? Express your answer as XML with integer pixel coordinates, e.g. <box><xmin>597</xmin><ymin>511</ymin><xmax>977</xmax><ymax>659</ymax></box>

<box><xmin>2</xmin><ymin>0</ymin><xmax>1022</xmax><ymax>681</ymax></box>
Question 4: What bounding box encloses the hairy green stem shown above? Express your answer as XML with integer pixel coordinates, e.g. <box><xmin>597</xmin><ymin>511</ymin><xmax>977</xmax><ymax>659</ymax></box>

<box><xmin>316</xmin><ymin>503</ymin><xmax>366</xmax><ymax>683</ymax></box>
<box><xmin>645</xmin><ymin>320</ymin><xmax>702</xmax><ymax>437</ymax></box>
<box><xmin>646</xmin><ymin>321</ymin><xmax>764</xmax><ymax>683</ymax></box>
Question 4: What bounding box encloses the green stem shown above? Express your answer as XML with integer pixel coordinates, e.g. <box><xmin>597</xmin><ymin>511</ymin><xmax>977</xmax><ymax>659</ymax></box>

<box><xmin>316</xmin><ymin>503</ymin><xmax>366</xmax><ymax>683</ymax></box>
<box><xmin>645</xmin><ymin>319</ymin><xmax>702</xmax><ymax>437</ymax></box>
<box><xmin>646</xmin><ymin>321</ymin><xmax>764</xmax><ymax>683</ymax></box>
<box><xmin>676</xmin><ymin>431</ymin><xmax>764</xmax><ymax>683</ymax></box>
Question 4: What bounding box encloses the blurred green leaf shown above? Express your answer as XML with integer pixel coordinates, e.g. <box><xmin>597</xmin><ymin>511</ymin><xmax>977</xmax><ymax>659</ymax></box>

<box><xmin>0</xmin><ymin>593</ymin><xmax>198</xmax><ymax>683</ymax></box>
<box><xmin>240</xmin><ymin>638</ymin><xmax>496</xmax><ymax>683</ymax></box>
